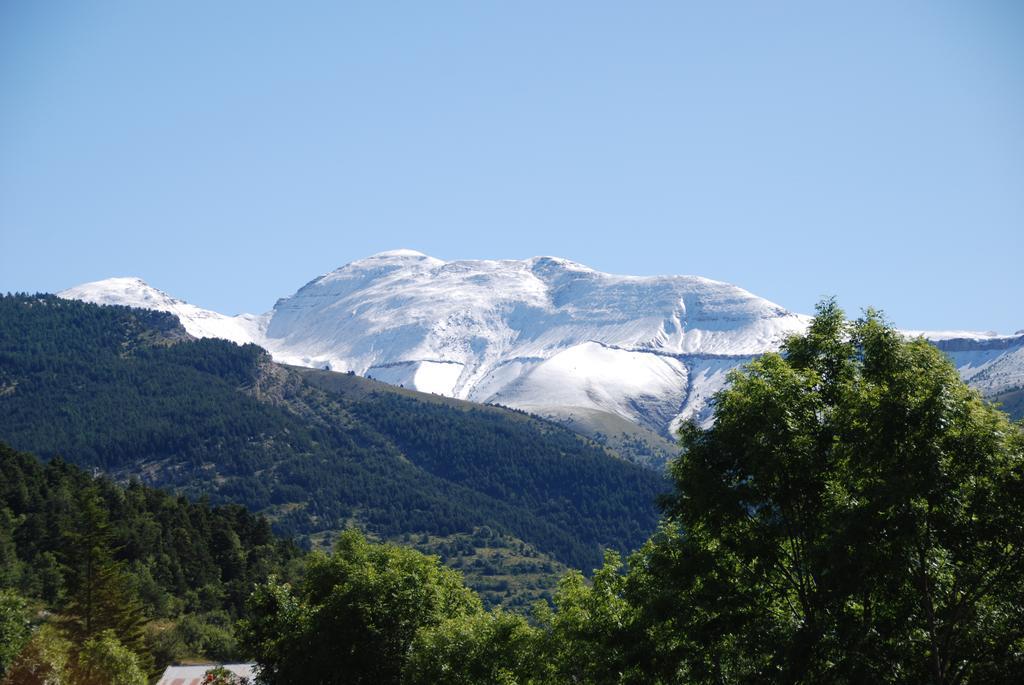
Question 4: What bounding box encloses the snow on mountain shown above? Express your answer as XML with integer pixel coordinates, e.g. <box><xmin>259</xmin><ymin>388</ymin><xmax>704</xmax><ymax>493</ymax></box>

<box><xmin>926</xmin><ymin>333</ymin><xmax>1024</xmax><ymax>397</ymax></box>
<box><xmin>58</xmin><ymin>277</ymin><xmax>267</xmax><ymax>346</ymax></box>
<box><xmin>260</xmin><ymin>251</ymin><xmax>809</xmax><ymax>433</ymax></box>
<box><xmin>58</xmin><ymin>254</ymin><xmax>1023</xmax><ymax>445</ymax></box>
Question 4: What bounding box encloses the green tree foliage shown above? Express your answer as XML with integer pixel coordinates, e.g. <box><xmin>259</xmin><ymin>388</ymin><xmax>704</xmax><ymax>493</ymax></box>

<box><xmin>533</xmin><ymin>550</ymin><xmax>649</xmax><ymax>684</ymax></box>
<box><xmin>626</xmin><ymin>301</ymin><xmax>1024</xmax><ymax>683</ymax></box>
<box><xmin>347</xmin><ymin>391</ymin><xmax>663</xmax><ymax>562</ymax></box>
<box><xmin>172</xmin><ymin>612</ymin><xmax>239</xmax><ymax>661</ymax></box>
<box><xmin>0</xmin><ymin>442</ymin><xmax>298</xmax><ymax>621</ymax></box>
<box><xmin>1</xmin><ymin>624</ymin><xmax>148</xmax><ymax>685</ymax></box>
<box><xmin>8</xmin><ymin>292</ymin><xmax>1019</xmax><ymax>682</ymax></box>
<box><xmin>240</xmin><ymin>529</ymin><xmax>481</xmax><ymax>685</ymax></box>
<box><xmin>0</xmin><ymin>510</ymin><xmax>21</xmax><ymax>589</ymax></box>
<box><xmin>0</xmin><ymin>589</ymin><xmax>32</xmax><ymax>678</ymax></box>
<box><xmin>0</xmin><ymin>294</ymin><xmax>664</xmax><ymax>572</ymax></box>
<box><xmin>62</xmin><ymin>486</ymin><xmax>148</xmax><ymax>666</ymax></box>
<box><xmin>0</xmin><ymin>442</ymin><xmax>299</xmax><ymax>671</ymax></box>
<box><xmin>404</xmin><ymin>610</ymin><xmax>541</xmax><ymax>685</ymax></box>
<box><xmin>226</xmin><ymin>300</ymin><xmax>1024</xmax><ymax>684</ymax></box>
<box><xmin>73</xmin><ymin>630</ymin><xmax>147</xmax><ymax>685</ymax></box>
<box><xmin>1</xmin><ymin>623</ymin><xmax>71</xmax><ymax>685</ymax></box>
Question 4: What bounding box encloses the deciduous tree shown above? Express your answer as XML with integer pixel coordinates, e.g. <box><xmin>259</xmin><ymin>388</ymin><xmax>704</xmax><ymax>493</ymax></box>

<box><xmin>632</xmin><ymin>300</ymin><xmax>1024</xmax><ymax>683</ymax></box>
<box><xmin>240</xmin><ymin>529</ymin><xmax>481</xmax><ymax>685</ymax></box>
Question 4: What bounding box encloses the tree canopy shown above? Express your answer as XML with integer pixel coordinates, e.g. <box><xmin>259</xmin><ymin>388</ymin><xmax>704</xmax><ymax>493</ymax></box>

<box><xmin>240</xmin><ymin>529</ymin><xmax>482</xmax><ymax>685</ymax></box>
<box><xmin>0</xmin><ymin>293</ymin><xmax>664</xmax><ymax>574</ymax></box>
<box><xmin>5</xmin><ymin>296</ymin><xmax>1021</xmax><ymax>683</ymax></box>
<box><xmin>0</xmin><ymin>441</ymin><xmax>301</xmax><ymax>676</ymax></box>
<box><xmin>229</xmin><ymin>301</ymin><xmax>1024</xmax><ymax>684</ymax></box>
<box><xmin>628</xmin><ymin>300</ymin><xmax>1024</xmax><ymax>683</ymax></box>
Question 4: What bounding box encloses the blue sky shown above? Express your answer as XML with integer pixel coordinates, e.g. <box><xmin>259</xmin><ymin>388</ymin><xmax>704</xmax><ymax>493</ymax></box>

<box><xmin>1</xmin><ymin>1</ymin><xmax>1021</xmax><ymax>331</ymax></box>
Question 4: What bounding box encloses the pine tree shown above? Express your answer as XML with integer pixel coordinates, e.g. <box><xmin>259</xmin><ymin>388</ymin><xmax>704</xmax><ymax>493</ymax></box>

<box><xmin>62</xmin><ymin>486</ymin><xmax>150</xmax><ymax>673</ymax></box>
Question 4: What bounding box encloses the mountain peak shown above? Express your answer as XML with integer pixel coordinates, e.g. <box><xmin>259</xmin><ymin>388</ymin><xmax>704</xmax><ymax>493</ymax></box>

<box><xmin>57</xmin><ymin>252</ymin><xmax>1022</xmax><ymax>439</ymax></box>
<box><xmin>371</xmin><ymin>248</ymin><xmax>435</xmax><ymax>259</ymax></box>
<box><xmin>59</xmin><ymin>276</ymin><xmax>181</xmax><ymax>308</ymax></box>
<box><xmin>260</xmin><ymin>252</ymin><xmax>813</xmax><ymax>433</ymax></box>
<box><xmin>528</xmin><ymin>255</ymin><xmax>595</xmax><ymax>275</ymax></box>
<box><xmin>59</xmin><ymin>277</ymin><xmax>266</xmax><ymax>346</ymax></box>
<box><xmin>332</xmin><ymin>249</ymin><xmax>447</xmax><ymax>272</ymax></box>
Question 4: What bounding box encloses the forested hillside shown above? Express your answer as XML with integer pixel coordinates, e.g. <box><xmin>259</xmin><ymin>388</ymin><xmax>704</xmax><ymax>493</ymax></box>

<box><xmin>0</xmin><ymin>294</ymin><xmax>665</xmax><ymax>574</ymax></box>
<box><xmin>0</xmin><ymin>441</ymin><xmax>300</xmax><ymax>678</ymax></box>
<box><xmin>236</xmin><ymin>303</ymin><xmax>1024</xmax><ymax>685</ymax></box>
<box><xmin>990</xmin><ymin>386</ymin><xmax>1024</xmax><ymax>421</ymax></box>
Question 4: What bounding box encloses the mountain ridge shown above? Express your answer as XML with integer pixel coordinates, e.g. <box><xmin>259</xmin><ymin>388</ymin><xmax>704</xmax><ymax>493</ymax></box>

<box><xmin>0</xmin><ymin>293</ymin><xmax>666</xmax><ymax>575</ymax></box>
<box><xmin>58</xmin><ymin>251</ymin><xmax>1024</xmax><ymax>434</ymax></box>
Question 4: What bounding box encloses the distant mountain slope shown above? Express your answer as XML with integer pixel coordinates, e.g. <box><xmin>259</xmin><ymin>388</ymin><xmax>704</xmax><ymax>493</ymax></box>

<box><xmin>261</xmin><ymin>251</ymin><xmax>810</xmax><ymax>434</ymax></box>
<box><xmin>989</xmin><ymin>386</ymin><xmax>1024</xmax><ymax>421</ymax></box>
<box><xmin>60</xmin><ymin>251</ymin><xmax>1024</xmax><ymax>437</ymax></box>
<box><xmin>931</xmin><ymin>333</ymin><xmax>1024</xmax><ymax>400</ymax></box>
<box><xmin>59</xmin><ymin>276</ymin><xmax>267</xmax><ymax>345</ymax></box>
<box><xmin>61</xmin><ymin>252</ymin><xmax>809</xmax><ymax>440</ymax></box>
<box><xmin>0</xmin><ymin>294</ymin><xmax>665</xmax><ymax>571</ymax></box>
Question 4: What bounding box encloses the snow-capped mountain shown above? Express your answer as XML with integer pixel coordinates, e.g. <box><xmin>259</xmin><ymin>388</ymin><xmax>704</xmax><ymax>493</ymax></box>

<box><xmin>58</xmin><ymin>277</ymin><xmax>268</xmax><ymax>346</ymax></box>
<box><xmin>261</xmin><ymin>250</ymin><xmax>810</xmax><ymax>432</ymax></box>
<box><xmin>59</xmin><ymin>252</ymin><xmax>1024</xmax><ymax>443</ymax></box>
<box><xmin>930</xmin><ymin>333</ymin><xmax>1024</xmax><ymax>398</ymax></box>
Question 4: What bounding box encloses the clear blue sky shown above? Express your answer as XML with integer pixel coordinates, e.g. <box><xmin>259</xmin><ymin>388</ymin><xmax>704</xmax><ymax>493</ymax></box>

<box><xmin>2</xmin><ymin>1</ymin><xmax>1021</xmax><ymax>332</ymax></box>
